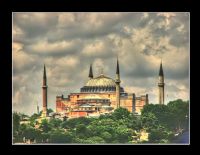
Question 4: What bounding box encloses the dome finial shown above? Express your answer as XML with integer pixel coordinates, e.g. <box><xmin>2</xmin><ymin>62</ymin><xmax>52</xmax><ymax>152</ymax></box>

<box><xmin>100</xmin><ymin>67</ymin><xmax>104</xmax><ymax>75</ymax></box>
<box><xmin>97</xmin><ymin>65</ymin><xmax>104</xmax><ymax>76</ymax></box>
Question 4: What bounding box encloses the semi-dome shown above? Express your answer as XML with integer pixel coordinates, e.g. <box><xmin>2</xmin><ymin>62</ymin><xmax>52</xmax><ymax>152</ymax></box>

<box><xmin>85</xmin><ymin>74</ymin><xmax>116</xmax><ymax>87</ymax></box>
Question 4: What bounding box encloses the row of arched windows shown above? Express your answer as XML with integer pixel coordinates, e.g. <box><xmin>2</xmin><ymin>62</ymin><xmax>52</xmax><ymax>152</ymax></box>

<box><xmin>80</xmin><ymin>86</ymin><xmax>116</xmax><ymax>92</ymax></box>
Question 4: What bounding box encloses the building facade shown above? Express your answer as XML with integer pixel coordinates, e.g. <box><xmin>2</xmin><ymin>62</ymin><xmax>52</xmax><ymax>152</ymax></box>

<box><xmin>56</xmin><ymin>59</ymin><xmax>148</xmax><ymax>118</ymax></box>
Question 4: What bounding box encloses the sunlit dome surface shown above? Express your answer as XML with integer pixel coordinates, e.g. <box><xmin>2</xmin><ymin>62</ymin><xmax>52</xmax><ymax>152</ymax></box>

<box><xmin>85</xmin><ymin>74</ymin><xmax>116</xmax><ymax>87</ymax></box>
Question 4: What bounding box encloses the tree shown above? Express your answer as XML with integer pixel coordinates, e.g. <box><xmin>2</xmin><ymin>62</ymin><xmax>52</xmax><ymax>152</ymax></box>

<box><xmin>13</xmin><ymin>112</ymin><xmax>21</xmax><ymax>135</ymax></box>
<box><xmin>76</xmin><ymin>124</ymin><xmax>87</xmax><ymax>135</ymax></box>
<box><xmin>41</xmin><ymin>132</ymin><xmax>50</xmax><ymax>143</ymax></box>
<box><xmin>99</xmin><ymin>113</ymin><xmax>113</xmax><ymax>120</ymax></box>
<box><xmin>49</xmin><ymin>130</ymin><xmax>73</xmax><ymax>143</ymax></box>
<box><xmin>74</xmin><ymin>136</ymin><xmax>105</xmax><ymax>144</ymax></box>
<box><xmin>100</xmin><ymin>131</ymin><xmax>112</xmax><ymax>143</ymax></box>
<box><xmin>40</xmin><ymin>119</ymin><xmax>52</xmax><ymax>133</ymax></box>
<box><xmin>49</xmin><ymin>118</ymin><xmax>62</xmax><ymax>128</ymax></box>
<box><xmin>20</xmin><ymin>113</ymin><xmax>29</xmax><ymax>120</ymax></box>
<box><xmin>141</xmin><ymin>104</ymin><xmax>173</xmax><ymax>129</ymax></box>
<box><xmin>112</xmin><ymin>107</ymin><xmax>131</xmax><ymax>120</ymax></box>
<box><xmin>86</xmin><ymin>136</ymin><xmax>105</xmax><ymax>143</ymax></box>
<box><xmin>87</xmin><ymin>118</ymin><xmax>117</xmax><ymax>136</ymax></box>
<box><xmin>47</xmin><ymin>108</ymin><xmax>54</xmax><ymax>114</ymax></box>
<box><xmin>39</xmin><ymin>108</ymin><xmax>54</xmax><ymax>115</ymax></box>
<box><xmin>167</xmin><ymin>99</ymin><xmax>189</xmax><ymax>131</ymax></box>
<box><xmin>29</xmin><ymin>113</ymin><xmax>40</xmax><ymax>127</ymax></box>
<box><xmin>148</xmin><ymin>125</ymin><xmax>173</xmax><ymax>143</ymax></box>
<box><xmin>23</xmin><ymin>126</ymin><xmax>41</xmax><ymax>142</ymax></box>
<box><xmin>61</xmin><ymin>120</ymin><xmax>68</xmax><ymax>129</ymax></box>
<box><xmin>120</xmin><ymin>114</ymin><xmax>140</xmax><ymax>130</ymax></box>
<box><xmin>62</xmin><ymin>117</ymin><xmax>91</xmax><ymax>129</ymax></box>
<box><xmin>141</xmin><ymin>112</ymin><xmax>159</xmax><ymax>130</ymax></box>
<box><xmin>114</xmin><ymin>125</ymin><xmax>132</xmax><ymax>143</ymax></box>
<box><xmin>30</xmin><ymin>113</ymin><xmax>40</xmax><ymax>121</ymax></box>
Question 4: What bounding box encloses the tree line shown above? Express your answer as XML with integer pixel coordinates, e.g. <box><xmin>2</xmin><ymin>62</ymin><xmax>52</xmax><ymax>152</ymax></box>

<box><xmin>13</xmin><ymin>99</ymin><xmax>189</xmax><ymax>144</ymax></box>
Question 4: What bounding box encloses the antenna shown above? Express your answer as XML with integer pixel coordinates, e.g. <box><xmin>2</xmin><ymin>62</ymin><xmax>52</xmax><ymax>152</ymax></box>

<box><xmin>37</xmin><ymin>100</ymin><xmax>39</xmax><ymax>114</ymax></box>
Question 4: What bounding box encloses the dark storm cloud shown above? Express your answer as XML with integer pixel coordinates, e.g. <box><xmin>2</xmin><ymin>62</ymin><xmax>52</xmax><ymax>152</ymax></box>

<box><xmin>165</xmin><ymin>66</ymin><xmax>189</xmax><ymax>80</ymax></box>
<box><xmin>13</xmin><ymin>13</ymin><xmax>143</xmax><ymax>44</ymax></box>
<box><xmin>13</xmin><ymin>12</ymin><xmax>189</xmax><ymax>115</ymax></box>
<box><xmin>13</xmin><ymin>57</ymin><xmax>42</xmax><ymax>75</ymax></box>
<box><xmin>13</xmin><ymin>13</ymin><xmax>59</xmax><ymax>40</ymax></box>
<box><xmin>124</xmin><ymin>61</ymin><xmax>157</xmax><ymax>78</ymax></box>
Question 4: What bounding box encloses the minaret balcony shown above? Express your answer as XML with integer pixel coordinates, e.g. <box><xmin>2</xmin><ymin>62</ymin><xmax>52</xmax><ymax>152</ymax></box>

<box><xmin>115</xmin><ymin>79</ymin><xmax>121</xmax><ymax>83</ymax></box>
<box><xmin>158</xmin><ymin>83</ymin><xmax>164</xmax><ymax>86</ymax></box>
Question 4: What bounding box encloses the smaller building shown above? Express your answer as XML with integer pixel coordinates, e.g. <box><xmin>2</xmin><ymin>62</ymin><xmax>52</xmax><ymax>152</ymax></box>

<box><xmin>20</xmin><ymin>117</ymin><xmax>30</xmax><ymax>125</ymax></box>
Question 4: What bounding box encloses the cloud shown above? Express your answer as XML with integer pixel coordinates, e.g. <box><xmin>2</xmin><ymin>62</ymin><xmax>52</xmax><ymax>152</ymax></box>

<box><xmin>13</xmin><ymin>42</ymin><xmax>36</xmax><ymax>73</ymax></box>
<box><xmin>25</xmin><ymin>39</ymin><xmax>81</xmax><ymax>57</ymax></box>
<box><xmin>82</xmin><ymin>41</ymin><xmax>107</xmax><ymax>56</ymax></box>
<box><xmin>81</xmin><ymin>39</ymin><xmax>117</xmax><ymax>59</ymax></box>
<box><xmin>141</xmin><ymin>13</ymin><xmax>149</xmax><ymax>20</ymax></box>
<box><xmin>47</xmin><ymin>13</ymin><xmax>128</xmax><ymax>41</ymax></box>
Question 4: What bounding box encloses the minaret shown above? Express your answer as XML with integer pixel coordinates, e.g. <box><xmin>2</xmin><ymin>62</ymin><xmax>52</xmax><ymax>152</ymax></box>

<box><xmin>88</xmin><ymin>64</ymin><xmax>93</xmax><ymax>79</ymax></box>
<box><xmin>115</xmin><ymin>58</ymin><xmax>121</xmax><ymax>108</ymax></box>
<box><xmin>42</xmin><ymin>64</ymin><xmax>48</xmax><ymax>117</ymax></box>
<box><xmin>158</xmin><ymin>61</ymin><xmax>165</xmax><ymax>104</ymax></box>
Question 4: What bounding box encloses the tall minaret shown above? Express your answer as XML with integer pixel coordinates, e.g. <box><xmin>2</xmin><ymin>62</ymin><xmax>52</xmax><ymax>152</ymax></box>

<box><xmin>158</xmin><ymin>61</ymin><xmax>165</xmax><ymax>104</ymax></box>
<box><xmin>42</xmin><ymin>64</ymin><xmax>48</xmax><ymax>117</ymax></box>
<box><xmin>88</xmin><ymin>64</ymin><xmax>93</xmax><ymax>79</ymax></box>
<box><xmin>115</xmin><ymin>58</ymin><xmax>121</xmax><ymax>108</ymax></box>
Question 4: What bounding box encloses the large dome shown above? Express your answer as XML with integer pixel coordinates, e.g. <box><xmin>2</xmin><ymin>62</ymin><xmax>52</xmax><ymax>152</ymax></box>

<box><xmin>80</xmin><ymin>74</ymin><xmax>124</xmax><ymax>93</ymax></box>
<box><xmin>85</xmin><ymin>74</ymin><xmax>116</xmax><ymax>87</ymax></box>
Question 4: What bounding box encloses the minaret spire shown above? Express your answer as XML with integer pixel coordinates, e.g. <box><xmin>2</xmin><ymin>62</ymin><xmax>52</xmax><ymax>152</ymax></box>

<box><xmin>158</xmin><ymin>61</ymin><xmax>165</xmax><ymax>104</ymax></box>
<box><xmin>43</xmin><ymin>64</ymin><xmax>47</xmax><ymax>85</ymax></box>
<box><xmin>115</xmin><ymin>57</ymin><xmax>121</xmax><ymax>108</ymax></box>
<box><xmin>159</xmin><ymin>60</ymin><xmax>164</xmax><ymax>76</ymax></box>
<box><xmin>88</xmin><ymin>64</ymin><xmax>93</xmax><ymax>79</ymax></box>
<box><xmin>116</xmin><ymin>57</ymin><xmax>120</xmax><ymax>74</ymax></box>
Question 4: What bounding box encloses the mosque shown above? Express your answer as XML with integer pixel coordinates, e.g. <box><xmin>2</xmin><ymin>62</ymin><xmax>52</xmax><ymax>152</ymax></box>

<box><xmin>55</xmin><ymin>59</ymin><xmax>149</xmax><ymax>118</ymax></box>
<box><xmin>41</xmin><ymin>58</ymin><xmax>164</xmax><ymax>119</ymax></box>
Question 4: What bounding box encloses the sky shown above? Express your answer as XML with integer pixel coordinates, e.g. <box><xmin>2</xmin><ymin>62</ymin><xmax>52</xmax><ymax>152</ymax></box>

<box><xmin>12</xmin><ymin>12</ymin><xmax>190</xmax><ymax>115</ymax></box>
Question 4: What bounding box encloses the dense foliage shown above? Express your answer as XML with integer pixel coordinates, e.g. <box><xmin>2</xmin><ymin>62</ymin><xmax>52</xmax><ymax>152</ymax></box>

<box><xmin>13</xmin><ymin>99</ymin><xmax>189</xmax><ymax>144</ymax></box>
